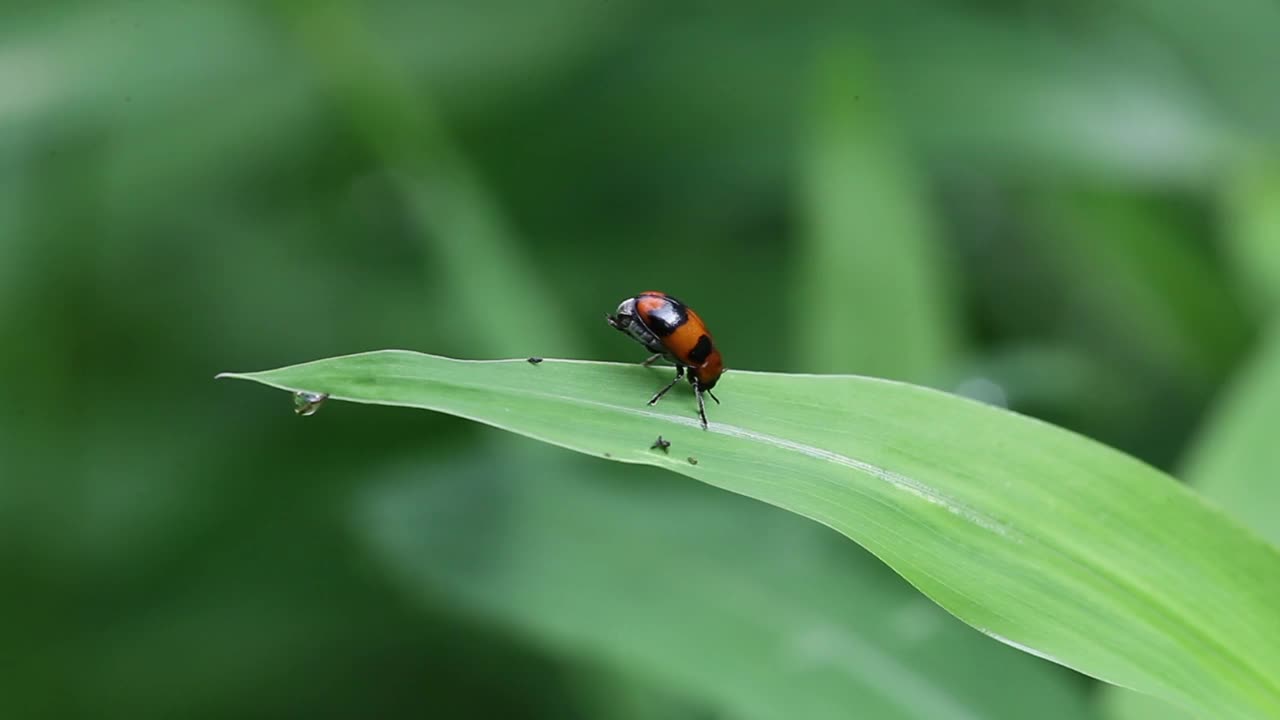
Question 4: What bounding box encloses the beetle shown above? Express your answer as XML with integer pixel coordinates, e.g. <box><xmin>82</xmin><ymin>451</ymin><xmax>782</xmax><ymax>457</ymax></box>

<box><xmin>606</xmin><ymin>291</ymin><xmax>723</xmax><ymax>429</ymax></box>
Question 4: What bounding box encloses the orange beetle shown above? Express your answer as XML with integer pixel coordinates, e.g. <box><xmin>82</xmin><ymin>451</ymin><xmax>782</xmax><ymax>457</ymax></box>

<box><xmin>606</xmin><ymin>291</ymin><xmax>723</xmax><ymax>429</ymax></box>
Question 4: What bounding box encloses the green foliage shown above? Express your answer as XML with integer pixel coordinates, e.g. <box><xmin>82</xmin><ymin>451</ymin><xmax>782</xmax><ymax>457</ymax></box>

<box><xmin>221</xmin><ymin>351</ymin><xmax>1280</xmax><ymax>719</ymax></box>
<box><xmin>793</xmin><ymin>51</ymin><xmax>959</xmax><ymax>381</ymax></box>
<box><xmin>1103</xmin><ymin>290</ymin><xmax>1280</xmax><ymax>719</ymax></box>
<box><xmin>1222</xmin><ymin>156</ymin><xmax>1280</xmax><ymax>316</ymax></box>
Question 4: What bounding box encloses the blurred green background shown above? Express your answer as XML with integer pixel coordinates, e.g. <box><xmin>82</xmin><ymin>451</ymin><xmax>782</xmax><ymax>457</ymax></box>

<box><xmin>4</xmin><ymin>1</ymin><xmax>1279</xmax><ymax>718</ymax></box>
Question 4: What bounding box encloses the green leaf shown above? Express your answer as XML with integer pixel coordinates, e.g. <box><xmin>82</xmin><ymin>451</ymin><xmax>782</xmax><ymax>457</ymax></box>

<box><xmin>793</xmin><ymin>51</ymin><xmax>959</xmax><ymax>381</ymax></box>
<box><xmin>1182</xmin><ymin>322</ymin><xmax>1280</xmax><ymax>538</ymax></box>
<box><xmin>1028</xmin><ymin>191</ymin><xmax>1249</xmax><ymax>389</ymax></box>
<box><xmin>1103</xmin><ymin>321</ymin><xmax>1280</xmax><ymax>719</ymax></box>
<box><xmin>360</xmin><ymin>448</ymin><xmax>1098</xmax><ymax>720</ymax></box>
<box><xmin>1221</xmin><ymin>154</ymin><xmax>1280</xmax><ymax>317</ymax></box>
<box><xmin>278</xmin><ymin>0</ymin><xmax>580</xmax><ymax>357</ymax></box>
<box><xmin>1099</xmin><ymin>686</ymin><xmax>1192</xmax><ymax>720</ymax></box>
<box><xmin>219</xmin><ymin>350</ymin><xmax>1280</xmax><ymax>720</ymax></box>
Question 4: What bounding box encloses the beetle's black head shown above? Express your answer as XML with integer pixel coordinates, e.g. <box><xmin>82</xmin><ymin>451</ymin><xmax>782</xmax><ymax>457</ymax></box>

<box><xmin>605</xmin><ymin>297</ymin><xmax>636</xmax><ymax>331</ymax></box>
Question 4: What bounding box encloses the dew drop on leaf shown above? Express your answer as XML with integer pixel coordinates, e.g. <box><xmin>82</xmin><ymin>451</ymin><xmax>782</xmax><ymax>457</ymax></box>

<box><xmin>293</xmin><ymin>391</ymin><xmax>329</xmax><ymax>416</ymax></box>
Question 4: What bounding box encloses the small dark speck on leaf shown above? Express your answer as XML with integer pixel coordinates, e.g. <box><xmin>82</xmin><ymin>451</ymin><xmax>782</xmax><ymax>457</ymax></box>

<box><xmin>650</xmin><ymin>435</ymin><xmax>670</xmax><ymax>453</ymax></box>
<box><xmin>604</xmin><ymin>452</ymin><xmax>612</xmax><ymax>458</ymax></box>
<box><xmin>687</xmin><ymin>456</ymin><xmax>698</xmax><ymax>465</ymax></box>
<box><xmin>527</xmin><ymin>357</ymin><xmax>543</xmax><ymax>364</ymax></box>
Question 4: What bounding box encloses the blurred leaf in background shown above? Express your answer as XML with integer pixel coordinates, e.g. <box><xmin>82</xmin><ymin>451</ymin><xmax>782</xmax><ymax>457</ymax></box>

<box><xmin>792</xmin><ymin>49</ymin><xmax>960</xmax><ymax>383</ymax></box>
<box><xmin>5</xmin><ymin>0</ymin><xmax>1280</xmax><ymax>717</ymax></box>
<box><xmin>1221</xmin><ymin>155</ymin><xmax>1280</xmax><ymax>316</ymax></box>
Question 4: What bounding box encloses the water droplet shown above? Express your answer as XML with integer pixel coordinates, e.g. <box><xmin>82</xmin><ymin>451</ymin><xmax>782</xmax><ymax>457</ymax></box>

<box><xmin>954</xmin><ymin>377</ymin><xmax>1008</xmax><ymax>408</ymax></box>
<box><xmin>293</xmin><ymin>391</ymin><xmax>329</xmax><ymax>416</ymax></box>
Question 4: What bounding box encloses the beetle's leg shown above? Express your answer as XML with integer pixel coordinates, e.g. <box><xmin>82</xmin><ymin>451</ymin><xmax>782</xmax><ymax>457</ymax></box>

<box><xmin>695</xmin><ymin>386</ymin><xmax>709</xmax><ymax>430</ymax></box>
<box><xmin>642</xmin><ymin>353</ymin><xmax>663</xmax><ymax>367</ymax></box>
<box><xmin>649</xmin><ymin>366</ymin><xmax>684</xmax><ymax>405</ymax></box>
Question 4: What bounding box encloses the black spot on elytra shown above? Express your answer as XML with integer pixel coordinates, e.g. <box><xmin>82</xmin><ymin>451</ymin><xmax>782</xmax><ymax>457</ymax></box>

<box><xmin>642</xmin><ymin>299</ymin><xmax>687</xmax><ymax>337</ymax></box>
<box><xmin>687</xmin><ymin>334</ymin><xmax>714</xmax><ymax>364</ymax></box>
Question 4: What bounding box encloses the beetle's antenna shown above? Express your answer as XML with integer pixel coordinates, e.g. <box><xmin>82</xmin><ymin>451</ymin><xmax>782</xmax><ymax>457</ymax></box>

<box><xmin>706</xmin><ymin>389</ymin><xmax>720</xmax><ymax>405</ymax></box>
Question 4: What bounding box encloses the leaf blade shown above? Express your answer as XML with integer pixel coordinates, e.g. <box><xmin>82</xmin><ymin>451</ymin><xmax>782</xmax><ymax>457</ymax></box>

<box><xmin>1103</xmin><ymin>321</ymin><xmax>1280</xmax><ymax>720</ymax></box>
<box><xmin>219</xmin><ymin>350</ymin><xmax>1280</xmax><ymax>719</ymax></box>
